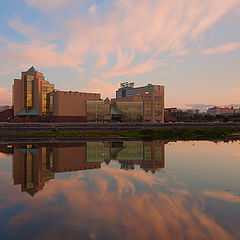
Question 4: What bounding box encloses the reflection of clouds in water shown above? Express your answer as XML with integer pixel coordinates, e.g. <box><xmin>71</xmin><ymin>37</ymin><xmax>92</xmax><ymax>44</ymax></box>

<box><xmin>0</xmin><ymin>171</ymin><xmax>31</xmax><ymax>216</ymax></box>
<box><xmin>0</xmin><ymin>152</ymin><xmax>9</xmax><ymax>158</ymax></box>
<box><xmin>2</xmin><ymin>167</ymin><xmax>239</xmax><ymax>240</ymax></box>
<box><xmin>233</xmin><ymin>152</ymin><xmax>240</xmax><ymax>157</ymax></box>
<box><xmin>202</xmin><ymin>190</ymin><xmax>240</xmax><ymax>203</ymax></box>
<box><xmin>0</xmin><ymin>170</ymin><xmax>11</xmax><ymax>182</ymax></box>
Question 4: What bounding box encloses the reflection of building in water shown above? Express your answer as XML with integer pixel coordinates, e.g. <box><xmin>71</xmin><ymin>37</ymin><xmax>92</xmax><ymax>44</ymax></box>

<box><xmin>117</xmin><ymin>141</ymin><xmax>164</xmax><ymax>173</ymax></box>
<box><xmin>53</xmin><ymin>145</ymin><xmax>101</xmax><ymax>172</ymax></box>
<box><xmin>86</xmin><ymin>142</ymin><xmax>110</xmax><ymax>163</ymax></box>
<box><xmin>0</xmin><ymin>144</ymin><xmax>14</xmax><ymax>155</ymax></box>
<box><xmin>12</xmin><ymin>143</ymin><xmax>102</xmax><ymax>196</ymax></box>
<box><xmin>12</xmin><ymin>141</ymin><xmax>165</xmax><ymax>196</ymax></box>
<box><xmin>13</xmin><ymin>145</ymin><xmax>54</xmax><ymax>197</ymax></box>
<box><xmin>86</xmin><ymin>141</ymin><xmax>165</xmax><ymax>173</ymax></box>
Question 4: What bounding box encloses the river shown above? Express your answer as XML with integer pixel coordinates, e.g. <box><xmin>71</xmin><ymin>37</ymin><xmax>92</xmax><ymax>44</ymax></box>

<box><xmin>0</xmin><ymin>140</ymin><xmax>239</xmax><ymax>240</ymax></box>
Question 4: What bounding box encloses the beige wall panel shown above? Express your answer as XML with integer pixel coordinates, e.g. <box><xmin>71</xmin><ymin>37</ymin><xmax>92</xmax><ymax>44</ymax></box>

<box><xmin>13</xmin><ymin>79</ymin><xmax>24</xmax><ymax>116</ymax></box>
<box><xmin>51</xmin><ymin>92</ymin><xmax>100</xmax><ymax>117</ymax></box>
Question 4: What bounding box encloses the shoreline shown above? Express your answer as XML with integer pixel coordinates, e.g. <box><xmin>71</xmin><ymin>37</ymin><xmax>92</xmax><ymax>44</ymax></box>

<box><xmin>0</xmin><ymin>125</ymin><xmax>240</xmax><ymax>143</ymax></box>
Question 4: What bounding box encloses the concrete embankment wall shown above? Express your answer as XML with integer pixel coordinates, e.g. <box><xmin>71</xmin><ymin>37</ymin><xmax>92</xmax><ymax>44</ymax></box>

<box><xmin>0</xmin><ymin>122</ymin><xmax>240</xmax><ymax>134</ymax></box>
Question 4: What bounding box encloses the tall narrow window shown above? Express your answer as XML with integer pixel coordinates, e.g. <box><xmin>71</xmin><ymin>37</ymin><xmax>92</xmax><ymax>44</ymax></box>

<box><xmin>24</xmin><ymin>75</ymin><xmax>34</xmax><ymax>111</ymax></box>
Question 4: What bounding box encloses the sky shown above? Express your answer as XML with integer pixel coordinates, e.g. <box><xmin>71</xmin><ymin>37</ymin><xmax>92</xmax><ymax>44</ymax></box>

<box><xmin>0</xmin><ymin>0</ymin><xmax>240</xmax><ymax>108</ymax></box>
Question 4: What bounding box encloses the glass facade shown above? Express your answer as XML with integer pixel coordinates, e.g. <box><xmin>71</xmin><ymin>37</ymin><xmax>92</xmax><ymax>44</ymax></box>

<box><xmin>87</xmin><ymin>101</ymin><xmax>110</xmax><ymax>121</ymax></box>
<box><xmin>87</xmin><ymin>142</ymin><xmax>109</xmax><ymax>162</ymax></box>
<box><xmin>155</xmin><ymin>96</ymin><xmax>162</xmax><ymax>117</ymax></box>
<box><xmin>25</xmin><ymin>151</ymin><xmax>34</xmax><ymax>189</ymax></box>
<box><xmin>115</xmin><ymin>141</ymin><xmax>143</xmax><ymax>161</ymax></box>
<box><xmin>41</xmin><ymin>147</ymin><xmax>54</xmax><ymax>181</ymax></box>
<box><xmin>21</xmin><ymin>147</ymin><xmax>54</xmax><ymax>194</ymax></box>
<box><xmin>155</xmin><ymin>146</ymin><xmax>163</xmax><ymax>162</ymax></box>
<box><xmin>116</xmin><ymin>102</ymin><xmax>143</xmax><ymax>122</ymax></box>
<box><xmin>144</xmin><ymin>145</ymin><xmax>152</xmax><ymax>161</ymax></box>
<box><xmin>122</xmin><ymin>89</ymin><xmax>126</xmax><ymax>97</ymax></box>
<box><xmin>18</xmin><ymin>70</ymin><xmax>55</xmax><ymax>116</ymax></box>
<box><xmin>144</xmin><ymin>100</ymin><xmax>151</xmax><ymax>117</ymax></box>
<box><xmin>24</xmin><ymin>75</ymin><xmax>34</xmax><ymax>111</ymax></box>
<box><xmin>47</xmin><ymin>95</ymin><xmax>54</xmax><ymax>114</ymax></box>
<box><xmin>42</xmin><ymin>83</ymin><xmax>54</xmax><ymax>115</ymax></box>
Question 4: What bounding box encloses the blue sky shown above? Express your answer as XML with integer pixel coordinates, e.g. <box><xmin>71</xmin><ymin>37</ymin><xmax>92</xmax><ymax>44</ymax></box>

<box><xmin>0</xmin><ymin>0</ymin><xmax>240</xmax><ymax>108</ymax></box>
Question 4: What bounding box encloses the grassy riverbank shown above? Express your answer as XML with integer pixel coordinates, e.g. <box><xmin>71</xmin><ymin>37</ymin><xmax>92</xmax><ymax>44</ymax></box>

<box><xmin>120</xmin><ymin>127</ymin><xmax>238</xmax><ymax>140</ymax></box>
<box><xmin>12</xmin><ymin>127</ymin><xmax>239</xmax><ymax>140</ymax></box>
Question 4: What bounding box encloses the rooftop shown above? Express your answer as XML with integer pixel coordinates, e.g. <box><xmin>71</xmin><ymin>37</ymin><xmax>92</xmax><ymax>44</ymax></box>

<box><xmin>27</xmin><ymin>66</ymin><xmax>37</xmax><ymax>72</ymax></box>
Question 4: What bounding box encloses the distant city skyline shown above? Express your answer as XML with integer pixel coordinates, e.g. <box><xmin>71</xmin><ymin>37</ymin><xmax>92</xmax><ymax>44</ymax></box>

<box><xmin>0</xmin><ymin>0</ymin><xmax>240</xmax><ymax>108</ymax></box>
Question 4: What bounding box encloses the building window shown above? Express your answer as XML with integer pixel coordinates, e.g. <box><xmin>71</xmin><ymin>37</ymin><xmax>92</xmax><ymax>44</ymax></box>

<box><xmin>155</xmin><ymin>97</ymin><xmax>162</xmax><ymax>117</ymax></box>
<box><xmin>86</xmin><ymin>101</ymin><xmax>109</xmax><ymax>122</ymax></box>
<box><xmin>144</xmin><ymin>100</ymin><xmax>151</xmax><ymax>116</ymax></box>
<box><xmin>42</xmin><ymin>83</ymin><xmax>54</xmax><ymax>115</ymax></box>
<box><xmin>122</xmin><ymin>89</ymin><xmax>126</xmax><ymax>97</ymax></box>
<box><xmin>24</xmin><ymin>75</ymin><xmax>34</xmax><ymax>111</ymax></box>
<box><xmin>116</xmin><ymin>102</ymin><xmax>143</xmax><ymax>122</ymax></box>
<box><xmin>144</xmin><ymin>145</ymin><xmax>152</xmax><ymax>161</ymax></box>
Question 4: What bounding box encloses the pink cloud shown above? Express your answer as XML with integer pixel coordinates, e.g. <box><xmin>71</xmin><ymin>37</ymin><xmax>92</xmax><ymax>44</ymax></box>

<box><xmin>0</xmin><ymin>40</ymin><xmax>83</xmax><ymax>73</ymax></box>
<box><xmin>9</xmin><ymin>19</ymin><xmax>38</xmax><ymax>38</ymax></box>
<box><xmin>102</xmin><ymin>59</ymin><xmax>165</xmax><ymax>79</ymax></box>
<box><xmin>0</xmin><ymin>152</ymin><xmax>9</xmax><ymax>158</ymax></box>
<box><xmin>202</xmin><ymin>42</ymin><xmax>240</xmax><ymax>55</ymax></box>
<box><xmin>62</xmin><ymin>0</ymin><xmax>240</xmax><ymax>77</ymax></box>
<box><xmin>82</xmin><ymin>78</ymin><xmax>120</xmax><ymax>99</ymax></box>
<box><xmin>203</xmin><ymin>190</ymin><xmax>240</xmax><ymax>203</ymax></box>
<box><xmin>1</xmin><ymin>0</ymin><xmax>240</xmax><ymax>78</ymax></box>
<box><xmin>191</xmin><ymin>0</ymin><xmax>239</xmax><ymax>38</ymax></box>
<box><xmin>89</xmin><ymin>4</ymin><xmax>97</xmax><ymax>14</ymax></box>
<box><xmin>6</xmin><ymin>168</ymin><xmax>237</xmax><ymax>240</ymax></box>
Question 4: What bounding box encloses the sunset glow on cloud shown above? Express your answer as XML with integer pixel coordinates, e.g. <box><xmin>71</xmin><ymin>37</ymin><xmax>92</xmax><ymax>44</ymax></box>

<box><xmin>0</xmin><ymin>0</ymin><xmax>240</xmax><ymax>107</ymax></box>
<box><xmin>1</xmin><ymin>166</ymin><xmax>238</xmax><ymax>240</ymax></box>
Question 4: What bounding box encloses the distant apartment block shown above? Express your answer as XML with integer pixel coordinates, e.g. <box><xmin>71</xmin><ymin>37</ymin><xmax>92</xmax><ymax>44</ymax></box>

<box><xmin>207</xmin><ymin>107</ymin><xmax>240</xmax><ymax>116</ymax></box>
<box><xmin>164</xmin><ymin>107</ymin><xmax>201</xmax><ymax>122</ymax></box>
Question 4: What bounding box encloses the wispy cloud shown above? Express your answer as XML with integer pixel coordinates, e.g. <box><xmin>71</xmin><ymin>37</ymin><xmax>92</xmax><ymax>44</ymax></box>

<box><xmin>203</xmin><ymin>190</ymin><xmax>240</xmax><ymax>203</ymax></box>
<box><xmin>0</xmin><ymin>40</ymin><xmax>84</xmax><ymax>74</ymax></box>
<box><xmin>4</xmin><ymin>169</ymin><xmax>236</xmax><ymax>240</ymax></box>
<box><xmin>191</xmin><ymin>0</ymin><xmax>239</xmax><ymax>38</ymax></box>
<box><xmin>1</xmin><ymin>0</ymin><xmax>240</xmax><ymax>79</ymax></box>
<box><xmin>81</xmin><ymin>78</ymin><xmax>119</xmax><ymax>99</ymax></box>
<box><xmin>233</xmin><ymin>88</ymin><xmax>240</xmax><ymax>92</ymax></box>
<box><xmin>202</xmin><ymin>42</ymin><xmax>240</xmax><ymax>55</ymax></box>
<box><xmin>102</xmin><ymin>59</ymin><xmax>165</xmax><ymax>79</ymax></box>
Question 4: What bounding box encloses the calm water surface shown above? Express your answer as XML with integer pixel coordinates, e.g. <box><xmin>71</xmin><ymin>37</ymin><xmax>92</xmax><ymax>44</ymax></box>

<box><xmin>0</xmin><ymin>141</ymin><xmax>240</xmax><ymax>240</ymax></box>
